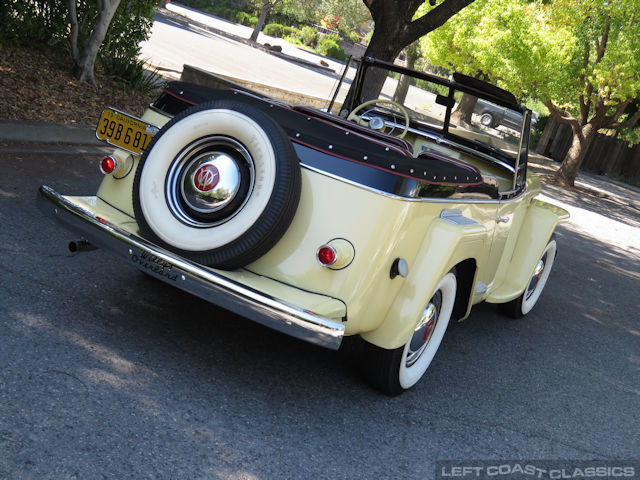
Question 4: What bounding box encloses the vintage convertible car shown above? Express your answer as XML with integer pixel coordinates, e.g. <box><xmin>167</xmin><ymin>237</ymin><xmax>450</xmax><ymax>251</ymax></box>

<box><xmin>38</xmin><ymin>56</ymin><xmax>568</xmax><ymax>395</ymax></box>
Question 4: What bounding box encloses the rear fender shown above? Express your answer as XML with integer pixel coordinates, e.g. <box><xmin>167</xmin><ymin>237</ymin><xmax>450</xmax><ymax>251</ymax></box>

<box><xmin>361</xmin><ymin>215</ymin><xmax>486</xmax><ymax>350</ymax></box>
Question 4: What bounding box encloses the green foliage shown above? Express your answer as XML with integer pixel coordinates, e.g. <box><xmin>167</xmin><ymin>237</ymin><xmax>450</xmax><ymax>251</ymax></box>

<box><xmin>0</xmin><ymin>0</ymin><xmax>68</xmax><ymax>47</ymax></box>
<box><xmin>178</xmin><ymin>0</ymin><xmax>210</xmax><ymax>11</ymax></box>
<box><xmin>236</xmin><ymin>11</ymin><xmax>258</xmax><ymax>27</ymax></box>
<box><xmin>318</xmin><ymin>0</ymin><xmax>369</xmax><ymax>34</ymax></box>
<box><xmin>283</xmin><ymin>33</ymin><xmax>303</xmax><ymax>46</ymax></box>
<box><xmin>617</xmin><ymin>126</ymin><xmax>640</xmax><ymax>147</ymax></box>
<box><xmin>1</xmin><ymin>0</ymin><xmax>156</xmax><ymax>93</ymax></box>
<box><xmin>275</xmin><ymin>0</ymin><xmax>320</xmax><ymax>25</ymax></box>
<box><xmin>316</xmin><ymin>33</ymin><xmax>347</xmax><ymax>61</ymax></box>
<box><xmin>421</xmin><ymin>0</ymin><xmax>640</xmax><ymax>142</ymax></box>
<box><xmin>422</xmin><ymin>0</ymin><xmax>575</xmax><ymax>101</ymax></box>
<box><xmin>93</xmin><ymin>0</ymin><xmax>158</xmax><ymax>92</ymax></box>
<box><xmin>263</xmin><ymin>23</ymin><xmax>284</xmax><ymax>37</ymax></box>
<box><xmin>362</xmin><ymin>29</ymin><xmax>373</xmax><ymax>46</ymax></box>
<box><xmin>257</xmin><ymin>0</ymin><xmax>369</xmax><ymax>36</ymax></box>
<box><xmin>99</xmin><ymin>0</ymin><xmax>156</xmax><ymax>62</ymax></box>
<box><xmin>101</xmin><ymin>54</ymin><xmax>165</xmax><ymax>95</ymax></box>
<box><xmin>300</xmin><ymin>25</ymin><xmax>318</xmax><ymax>47</ymax></box>
<box><xmin>346</xmin><ymin>31</ymin><xmax>360</xmax><ymax>43</ymax></box>
<box><xmin>180</xmin><ymin>0</ymin><xmax>257</xmax><ymax>23</ymax></box>
<box><xmin>263</xmin><ymin>23</ymin><xmax>295</xmax><ymax>38</ymax></box>
<box><xmin>523</xmin><ymin>98</ymin><xmax>548</xmax><ymax>118</ymax></box>
<box><xmin>415</xmin><ymin>77</ymin><xmax>448</xmax><ymax>97</ymax></box>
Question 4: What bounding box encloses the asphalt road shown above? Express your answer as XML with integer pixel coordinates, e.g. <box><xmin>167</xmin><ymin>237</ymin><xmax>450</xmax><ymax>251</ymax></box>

<box><xmin>0</xmin><ymin>143</ymin><xmax>638</xmax><ymax>479</ymax></box>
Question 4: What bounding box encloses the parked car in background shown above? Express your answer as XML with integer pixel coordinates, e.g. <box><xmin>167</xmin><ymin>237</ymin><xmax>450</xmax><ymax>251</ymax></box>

<box><xmin>474</xmin><ymin>98</ymin><xmax>535</xmax><ymax>130</ymax></box>
<box><xmin>38</xmin><ymin>56</ymin><xmax>568</xmax><ymax>395</ymax></box>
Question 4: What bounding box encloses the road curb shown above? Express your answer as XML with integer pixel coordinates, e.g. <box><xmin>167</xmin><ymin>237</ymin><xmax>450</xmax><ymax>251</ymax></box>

<box><xmin>0</xmin><ymin>121</ymin><xmax>101</xmax><ymax>146</ymax></box>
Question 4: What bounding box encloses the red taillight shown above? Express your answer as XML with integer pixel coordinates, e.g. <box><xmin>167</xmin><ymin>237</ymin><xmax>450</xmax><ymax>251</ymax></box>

<box><xmin>317</xmin><ymin>245</ymin><xmax>337</xmax><ymax>266</ymax></box>
<box><xmin>100</xmin><ymin>155</ymin><xmax>117</xmax><ymax>175</ymax></box>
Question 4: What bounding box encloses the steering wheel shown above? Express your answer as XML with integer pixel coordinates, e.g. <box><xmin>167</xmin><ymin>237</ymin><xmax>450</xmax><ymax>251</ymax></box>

<box><xmin>347</xmin><ymin>99</ymin><xmax>410</xmax><ymax>139</ymax></box>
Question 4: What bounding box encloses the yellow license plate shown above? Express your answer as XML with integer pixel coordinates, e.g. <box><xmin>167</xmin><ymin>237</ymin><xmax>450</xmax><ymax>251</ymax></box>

<box><xmin>96</xmin><ymin>108</ymin><xmax>158</xmax><ymax>155</ymax></box>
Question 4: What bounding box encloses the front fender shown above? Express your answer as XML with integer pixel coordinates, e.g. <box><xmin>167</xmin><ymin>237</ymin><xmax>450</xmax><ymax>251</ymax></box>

<box><xmin>487</xmin><ymin>199</ymin><xmax>569</xmax><ymax>303</ymax></box>
<box><xmin>361</xmin><ymin>215</ymin><xmax>486</xmax><ymax>350</ymax></box>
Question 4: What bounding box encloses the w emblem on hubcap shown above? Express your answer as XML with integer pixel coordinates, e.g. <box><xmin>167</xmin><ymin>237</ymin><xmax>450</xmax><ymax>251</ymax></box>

<box><xmin>193</xmin><ymin>164</ymin><xmax>220</xmax><ymax>192</ymax></box>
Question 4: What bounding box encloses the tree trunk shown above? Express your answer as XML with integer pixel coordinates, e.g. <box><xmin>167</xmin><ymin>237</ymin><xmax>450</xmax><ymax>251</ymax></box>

<box><xmin>249</xmin><ymin>4</ymin><xmax>269</xmax><ymax>42</ymax></box>
<box><xmin>450</xmin><ymin>93</ymin><xmax>477</xmax><ymax>124</ymax></box>
<box><xmin>343</xmin><ymin>29</ymin><xmax>405</xmax><ymax>109</ymax></box>
<box><xmin>68</xmin><ymin>0</ymin><xmax>79</xmax><ymax>62</ymax></box>
<box><xmin>392</xmin><ymin>42</ymin><xmax>420</xmax><ymax>105</ymax></box>
<box><xmin>341</xmin><ymin>0</ymin><xmax>475</xmax><ymax>113</ymax></box>
<box><xmin>553</xmin><ymin>123</ymin><xmax>597</xmax><ymax>187</ymax></box>
<box><xmin>74</xmin><ymin>0</ymin><xmax>121</xmax><ymax>83</ymax></box>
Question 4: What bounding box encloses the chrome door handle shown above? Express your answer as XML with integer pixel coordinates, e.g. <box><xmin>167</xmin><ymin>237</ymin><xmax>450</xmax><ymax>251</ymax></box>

<box><xmin>497</xmin><ymin>215</ymin><xmax>510</xmax><ymax>224</ymax></box>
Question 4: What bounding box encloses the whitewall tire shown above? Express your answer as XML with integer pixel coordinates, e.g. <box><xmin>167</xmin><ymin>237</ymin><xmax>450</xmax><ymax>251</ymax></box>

<box><xmin>133</xmin><ymin>100</ymin><xmax>301</xmax><ymax>270</ymax></box>
<box><xmin>500</xmin><ymin>236</ymin><xmax>557</xmax><ymax>319</ymax></box>
<box><xmin>360</xmin><ymin>272</ymin><xmax>457</xmax><ymax>395</ymax></box>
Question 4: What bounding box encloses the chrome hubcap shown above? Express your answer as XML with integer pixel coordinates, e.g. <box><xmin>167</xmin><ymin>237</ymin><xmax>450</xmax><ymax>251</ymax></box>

<box><xmin>406</xmin><ymin>292</ymin><xmax>441</xmax><ymax>367</ymax></box>
<box><xmin>181</xmin><ymin>152</ymin><xmax>241</xmax><ymax>213</ymax></box>
<box><xmin>166</xmin><ymin>136</ymin><xmax>255</xmax><ymax>228</ymax></box>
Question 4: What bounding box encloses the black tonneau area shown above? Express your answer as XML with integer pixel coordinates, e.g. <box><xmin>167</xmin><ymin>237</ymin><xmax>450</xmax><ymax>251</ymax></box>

<box><xmin>152</xmin><ymin>82</ymin><xmax>483</xmax><ymax>187</ymax></box>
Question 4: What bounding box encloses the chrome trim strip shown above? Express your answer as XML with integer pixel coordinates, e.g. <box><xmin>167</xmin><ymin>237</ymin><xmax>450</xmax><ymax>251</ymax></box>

<box><xmin>440</xmin><ymin>209</ymin><xmax>480</xmax><ymax>226</ymax></box>
<box><xmin>37</xmin><ymin>185</ymin><xmax>345</xmax><ymax>350</ymax></box>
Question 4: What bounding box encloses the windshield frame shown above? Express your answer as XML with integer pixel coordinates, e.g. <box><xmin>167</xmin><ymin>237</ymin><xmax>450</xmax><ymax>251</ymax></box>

<box><xmin>341</xmin><ymin>57</ymin><xmax>531</xmax><ymax>191</ymax></box>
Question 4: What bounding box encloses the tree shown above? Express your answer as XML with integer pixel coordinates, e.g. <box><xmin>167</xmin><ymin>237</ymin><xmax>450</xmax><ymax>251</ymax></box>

<box><xmin>546</xmin><ymin>0</ymin><xmax>640</xmax><ymax>186</ymax></box>
<box><xmin>363</xmin><ymin>0</ymin><xmax>473</xmax><ymax>61</ymax></box>
<box><xmin>246</xmin><ymin>0</ymin><xmax>369</xmax><ymax>43</ymax></box>
<box><xmin>422</xmin><ymin>0</ymin><xmax>640</xmax><ymax>187</ymax></box>
<box><xmin>346</xmin><ymin>0</ymin><xmax>475</xmax><ymax>103</ymax></box>
<box><xmin>70</xmin><ymin>0</ymin><xmax>122</xmax><ymax>83</ymax></box>
<box><xmin>249</xmin><ymin>0</ymin><xmax>281</xmax><ymax>42</ymax></box>
<box><xmin>247</xmin><ymin>0</ymin><xmax>321</xmax><ymax>42</ymax></box>
<box><xmin>2</xmin><ymin>0</ymin><xmax>154</xmax><ymax>85</ymax></box>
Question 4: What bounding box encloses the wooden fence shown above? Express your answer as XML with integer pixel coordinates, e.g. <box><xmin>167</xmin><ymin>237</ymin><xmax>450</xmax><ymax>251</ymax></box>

<box><xmin>535</xmin><ymin>116</ymin><xmax>640</xmax><ymax>183</ymax></box>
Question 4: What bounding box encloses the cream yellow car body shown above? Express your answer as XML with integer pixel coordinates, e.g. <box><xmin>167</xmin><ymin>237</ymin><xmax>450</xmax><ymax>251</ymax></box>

<box><xmin>39</xmin><ymin>57</ymin><xmax>569</xmax><ymax>394</ymax></box>
<box><xmin>93</xmin><ymin>105</ymin><xmax>567</xmax><ymax>351</ymax></box>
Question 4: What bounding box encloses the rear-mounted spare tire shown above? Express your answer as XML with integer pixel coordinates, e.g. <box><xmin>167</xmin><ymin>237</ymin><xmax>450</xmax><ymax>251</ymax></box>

<box><xmin>133</xmin><ymin>100</ymin><xmax>301</xmax><ymax>270</ymax></box>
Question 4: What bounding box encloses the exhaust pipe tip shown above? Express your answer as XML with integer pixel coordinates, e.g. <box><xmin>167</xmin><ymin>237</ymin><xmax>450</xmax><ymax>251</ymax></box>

<box><xmin>68</xmin><ymin>240</ymin><xmax>97</xmax><ymax>253</ymax></box>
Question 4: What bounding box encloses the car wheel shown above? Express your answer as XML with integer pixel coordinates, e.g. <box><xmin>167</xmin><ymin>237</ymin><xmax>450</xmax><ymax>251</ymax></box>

<box><xmin>133</xmin><ymin>100</ymin><xmax>301</xmax><ymax>270</ymax></box>
<box><xmin>480</xmin><ymin>112</ymin><xmax>495</xmax><ymax>127</ymax></box>
<box><xmin>500</xmin><ymin>236</ymin><xmax>557</xmax><ymax>319</ymax></box>
<box><xmin>360</xmin><ymin>272</ymin><xmax>457</xmax><ymax>395</ymax></box>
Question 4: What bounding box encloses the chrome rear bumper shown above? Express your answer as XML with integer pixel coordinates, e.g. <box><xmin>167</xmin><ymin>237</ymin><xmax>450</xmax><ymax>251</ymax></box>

<box><xmin>37</xmin><ymin>185</ymin><xmax>345</xmax><ymax>350</ymax></box>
